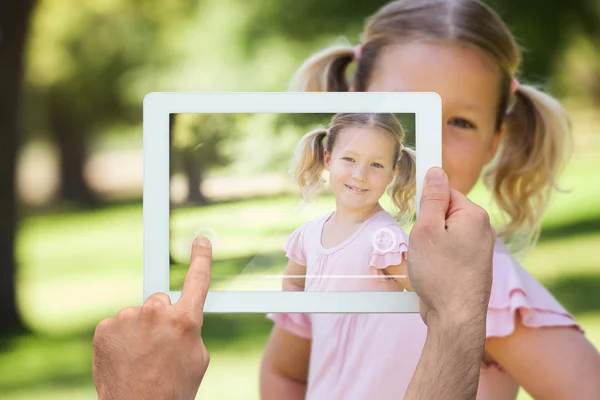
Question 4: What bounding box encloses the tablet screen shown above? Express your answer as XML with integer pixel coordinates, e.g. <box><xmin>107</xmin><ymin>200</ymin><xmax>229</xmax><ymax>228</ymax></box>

<box><xmin>168</xmin><ymin>112</ymin><xmax>417</xmax><ymax>293</ymax></box>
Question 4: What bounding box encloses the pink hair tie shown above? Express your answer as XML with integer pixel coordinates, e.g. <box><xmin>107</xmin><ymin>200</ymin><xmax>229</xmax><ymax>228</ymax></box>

<box><xmin>511</xmin><ymin>77</ymin><xmax>520</xmax><ymax>93</ymax></box>
<box><xmin>326</xmin><ymin>128</ymin><xmax>331</xmax><ymax>136</ymax></box>
<box><xmin>353</xmin><ymin>45</ymin><xmax>362</xmax><ymax>61</ymax></box>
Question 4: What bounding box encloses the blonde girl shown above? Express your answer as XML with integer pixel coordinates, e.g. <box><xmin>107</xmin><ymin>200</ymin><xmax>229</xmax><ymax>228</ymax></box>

<box><xmin>261</xmin><ymin>1</ymin><xmax>600</xmax><ymax>399</ymax></box>
<box><xmin>280</xmin><ymin>112</ymin><xmax>415</xmax><ymax>293</ymax></box>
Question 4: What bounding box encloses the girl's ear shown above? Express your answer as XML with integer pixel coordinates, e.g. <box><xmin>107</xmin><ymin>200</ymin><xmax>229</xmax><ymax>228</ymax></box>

<box><xmin>486</xmin><ymin>122</ymin><xmax>505</xmax><ymax>164</ymax></box>
<box><xmin>324</xmin><ymin>149</ymin><xmax>332</xmax><ymax>170</ymax></box>
<box><xmin>388</xmin><ymin>163</ymin><xmax>397</xmax><ymax>185</ymax></box>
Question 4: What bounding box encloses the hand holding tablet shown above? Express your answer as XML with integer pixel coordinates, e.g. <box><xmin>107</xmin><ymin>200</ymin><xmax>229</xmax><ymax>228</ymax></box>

<box><xmin>404</xmin><ymin>166</ymin><xmax>495</xmax><ymax>400</ymax></box>
<box><xmin>143</xmin><ymin>92</ymin><xmax>443</xmax><ymax>313</ymax></box>
<box><xmin>407</xmin><ymin>166</ymin><xmax>495</xmax><ymax>327</ymax></box>
<box><xmin>92</xmin><ymin>237</ymin><xmax>213</xmax><ymax>400</ymax></box>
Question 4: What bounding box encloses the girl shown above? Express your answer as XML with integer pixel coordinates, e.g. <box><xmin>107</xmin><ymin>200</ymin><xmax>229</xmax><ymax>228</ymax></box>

<box><xmin>280</xmin><ymin>112</ymin><xmax>415</xmax><ymax>294</ymax></box>
<box><xmin>261</xmin><ymin>1</ymin><xmax>600</xmax><ymax>399</ymax></box>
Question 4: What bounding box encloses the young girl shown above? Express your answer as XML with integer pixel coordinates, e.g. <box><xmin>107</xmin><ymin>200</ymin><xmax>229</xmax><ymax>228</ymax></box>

<box><xmin>261</xmin><ymin>1</ymin><xmax>600</xmax><ymax>399</ymax></box>
<box><xmin>280</xmin><ymin>112</ymin><xmax>415</xmax><ymax>294</ymax></box>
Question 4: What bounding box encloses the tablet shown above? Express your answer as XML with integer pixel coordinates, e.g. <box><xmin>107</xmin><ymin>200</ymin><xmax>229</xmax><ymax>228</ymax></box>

<box><xmin>143</xmin><ymin>92</ymin><xmax>441</xmax><ymax>313</ymax></box>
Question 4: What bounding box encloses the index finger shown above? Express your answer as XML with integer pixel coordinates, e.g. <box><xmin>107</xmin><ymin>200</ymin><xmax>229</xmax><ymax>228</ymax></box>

<box><xmin>178</xmin><ymin>236</ymin><xmax>212</xmax><ymax>321</ymax></box>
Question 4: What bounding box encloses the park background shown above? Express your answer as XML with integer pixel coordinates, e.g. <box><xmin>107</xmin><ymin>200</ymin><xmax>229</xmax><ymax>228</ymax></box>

<box><xmin>1</xmin><ymin>0</ymin><xmax>600</xmax><ymax>399</ymax></box>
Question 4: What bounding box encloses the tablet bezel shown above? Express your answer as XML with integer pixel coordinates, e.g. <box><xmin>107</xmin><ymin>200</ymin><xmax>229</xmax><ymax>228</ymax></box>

<box><xmin>143</xmin><ymin>92</ymin><xmax>441</xmax><ymax>313</ymax></box>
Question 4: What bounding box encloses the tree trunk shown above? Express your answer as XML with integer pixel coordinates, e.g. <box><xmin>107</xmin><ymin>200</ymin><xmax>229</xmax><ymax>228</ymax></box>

<box><xmin>592</xmin><ymin>71</ymin><xmax>600</xmax><ymax>106</ymax></box>
<box><xmin>0</xmin><ymin>0</ymin><xmax>37</xmax><ymax>335</ymax></box>
<box><xmin>48</xmin><ymin>101</ymin><xmax>97</xmax><ymax>207</ymax></box>
<box><xmin>184</xmin><ymin>154</ymin><xmax>208</xmax><ymax>205</ymax></box>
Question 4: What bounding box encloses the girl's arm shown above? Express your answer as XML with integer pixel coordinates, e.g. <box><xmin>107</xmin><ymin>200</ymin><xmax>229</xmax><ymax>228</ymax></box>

<box><xmin>260</xmin><ymin>326</ymin><xmax>311</xmax><ymax>399</ymax></box>
<box><xmin>485</xmin><ymin>318</ymin><xmax>600</xmax><ymax>399</ymax></box>
<box><xmin>383</xmin><ymin>257</ymin><xmax>413</xmax><ymax>291</ymax></box>
<box><xmin>282</xmin><ymin>260</ymin><xmax>306</xmax><ymax>291</ymax></box>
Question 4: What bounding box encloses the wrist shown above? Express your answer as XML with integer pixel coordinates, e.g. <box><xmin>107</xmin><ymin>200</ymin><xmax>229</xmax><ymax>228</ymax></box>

<box><xmin>404</xmin><ymin>309</ymin><xmax>487</xmax><ymax>400</ymax></box>
<box><xmin>97</xmin><ymin>386</ymin><xmax>178</xmax><ymax>400</ymax></box>
<box><xmin>426</xmin><ymin>310</ymin><xmax>487</xmax><ymax>351</ymax></box>
<box><xmin>427</xmin><ymin>305</ymin><xmax>487</xmax><ymax>331</ymax></box>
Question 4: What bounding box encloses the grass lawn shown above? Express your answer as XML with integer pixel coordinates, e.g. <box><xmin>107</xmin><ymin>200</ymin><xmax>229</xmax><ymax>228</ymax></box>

<box><xmin>2</xmin><ymin>124</ymin><xmax>599</xmax><ymax>399</ymax></box>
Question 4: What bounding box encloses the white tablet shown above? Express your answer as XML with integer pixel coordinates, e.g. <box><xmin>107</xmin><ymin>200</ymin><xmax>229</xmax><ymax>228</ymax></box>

<box><xmin>143</xmin><ymin>92</ymin><xmax>441</xmax><ymax>313</ymax></box>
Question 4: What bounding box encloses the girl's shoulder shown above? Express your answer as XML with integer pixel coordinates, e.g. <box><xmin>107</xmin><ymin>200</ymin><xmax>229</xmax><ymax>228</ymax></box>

<box><xmin>361</xmin><ymin>210</ymin><xmax>410</xmax><ymax>246</ymax></box>
<box><xmin>288</xmin><ymin>211</ymin><xmax>332</xmax><ymax>237</ymax></box>
<box><xmin>282</xmin><ymin>212</ymin><xmax>333</xmax><ymax>259</ymax></box>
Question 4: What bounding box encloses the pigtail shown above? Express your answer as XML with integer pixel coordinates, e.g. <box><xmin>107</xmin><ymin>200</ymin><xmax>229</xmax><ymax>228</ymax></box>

<box><xmin>289</xmin><ymin>128</ymin><xmax>329</xmax><ymax>201</ymax></box>
<box><xmin>388</xmin><ymin>146</ymin><xmax>417</xmax><ymax>225</ymax></box>
<box><xmin>483</xmin><ymin>83</ymin><xmax>574</xmax><ymax>256</ymax></box>
<box><xmin>288</xmin><ymin>44</ymin><xmax>356</xmax><ymax>92</ymax></box>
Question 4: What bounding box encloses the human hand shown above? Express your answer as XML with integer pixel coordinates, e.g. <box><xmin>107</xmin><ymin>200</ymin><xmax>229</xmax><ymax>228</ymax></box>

<box><xmin>407</xmin><ymin>167</ymin><xmax>495</xmax><ymax>326</ymax></box>
<box><xmin>92</xmin><ymin>237</ymin><xmax>213</xmax><ymax>400</ymax></box>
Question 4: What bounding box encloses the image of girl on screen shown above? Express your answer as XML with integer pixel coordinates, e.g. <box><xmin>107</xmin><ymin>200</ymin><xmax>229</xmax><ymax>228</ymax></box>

<box><xmin>279</xmin><ymin>112</ymin><xmax>415</xmax><ymax>294</ymax></box>
<box><xmin>261</xmin><ymin>0</ymin><xmax>600</xmax><ymax>399</ymax></box>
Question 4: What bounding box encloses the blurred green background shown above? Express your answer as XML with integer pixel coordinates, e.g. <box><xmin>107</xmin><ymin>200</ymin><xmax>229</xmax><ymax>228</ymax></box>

<box><xmin>1</xmin><ymin>0</ymin><xmax>600</xmax><ymax>399</ymax></box>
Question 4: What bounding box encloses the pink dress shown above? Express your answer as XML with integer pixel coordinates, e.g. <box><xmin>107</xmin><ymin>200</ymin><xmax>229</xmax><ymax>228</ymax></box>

<box><xmin>267</xmin><ymin>210</ymin><xmax>583</xmax><ymax>400</ymax></box>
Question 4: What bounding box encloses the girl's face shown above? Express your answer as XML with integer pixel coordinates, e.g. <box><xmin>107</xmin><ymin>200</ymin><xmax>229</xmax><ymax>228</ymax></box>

<box><xmin>366</xmin><ymin>41</ymin><xmax>505</xmax><ymax>195</ymax></box>
<box><xmin>324</xmin><ymin>126</ymin><xmax>397</xmax><ymax>211</ymax></box>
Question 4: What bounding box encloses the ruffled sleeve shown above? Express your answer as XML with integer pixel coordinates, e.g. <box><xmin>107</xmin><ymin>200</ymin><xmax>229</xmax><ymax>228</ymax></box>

<box><xmin>283</xmin><ymin>225</ymin><xmax>307</xmax><ymax>265</ymax></box>
<box><xmin>486</xmin><ymin>242</ymin><xmax>583</xmax><ymax>338</ymax></box>
<box><xmin>369</xmin><ymin>224</ymin><xmax>409</xmax><ymax>278</ymax></box>
<box><xmin>267</xmin><ymin>313</ymin><xmax>312</xmax><ymax>339</ymax></box>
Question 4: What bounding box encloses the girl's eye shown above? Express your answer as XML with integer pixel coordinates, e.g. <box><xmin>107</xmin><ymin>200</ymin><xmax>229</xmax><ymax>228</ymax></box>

<box><xmin>448</xmin><ymin>117</ymin><xmax>476</xmax><ymax>129</ymax></box>
<box><xmin>371</xmin><ymin>163</ymin><xmax>383</xmax><ymax>168</ymax></box>
<box><xmin>342</xmin><ymin>157</ymin><xmax>354</xmax><ymax>162</ymax></box>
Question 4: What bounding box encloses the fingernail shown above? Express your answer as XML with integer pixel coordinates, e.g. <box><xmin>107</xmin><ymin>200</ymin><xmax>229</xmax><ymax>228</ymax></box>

<box><xmin>426</xmin><ymin>167</ymin><xmax>445</xmax><ymax>186</ymax></box>
<box><xmin>194</xmin><ymin>236</ymin><xmax>211</xmax><ymax>247</ymax></box>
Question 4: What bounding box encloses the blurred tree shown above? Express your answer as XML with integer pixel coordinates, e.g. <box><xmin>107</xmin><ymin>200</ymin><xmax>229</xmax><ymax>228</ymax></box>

<box><xmin>24</xmin><ymin>0</ymin><xmax>198</xmax><ymax>206</ymax></box>
<box><xmin>168</xmin><ymin>113</ymin><xmax>246</xmax><ymax>264</ymax></box>
<box><xmin>171</xmin><ymin>113</ymin><xmax>244</xmax><ymax>204</ymax></box>
<box><xmin>0</xmin><ymin>0</ymin><xmax>38</xmax><ymax>335</ymax></box>
<box><xmin>1</xmin><ymin>0</ymin><xmax>201</xmax><ymax>334</ymax></box>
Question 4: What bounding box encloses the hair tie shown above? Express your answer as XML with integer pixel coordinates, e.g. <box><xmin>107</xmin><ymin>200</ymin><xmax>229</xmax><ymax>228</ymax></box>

<box><xmin>326</xmin><ymin>127</ymin><xmax>331</xmax><ymax>136</ymax></box>
<box><xmin>511</xmin><ymin>77</ymin><xmax>520</xmax><ymax>94</ymax></box>
<box><xmin>353</xmin><ymin>45</ymin><xmax>362</xmax><ymax>62</ymax></box>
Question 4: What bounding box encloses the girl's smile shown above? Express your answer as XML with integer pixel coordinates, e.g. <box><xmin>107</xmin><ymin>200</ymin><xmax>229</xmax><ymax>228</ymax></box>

<box><xmin>344</xmin><ymin>184</ymin><xmax>369</xmax><ymax>194</ymax></box>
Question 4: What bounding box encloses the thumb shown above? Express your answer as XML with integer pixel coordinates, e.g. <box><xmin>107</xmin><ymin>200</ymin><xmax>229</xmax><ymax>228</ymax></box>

<box><xmin>416</xmin><ymin>167</ymin><xmax>451</xmax><ymax>232</ymax></box>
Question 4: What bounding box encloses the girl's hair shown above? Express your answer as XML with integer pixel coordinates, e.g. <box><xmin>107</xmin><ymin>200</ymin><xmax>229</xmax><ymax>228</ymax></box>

<box><xmin>290</xmin><ymin>113</ymin><xmax>416</xmax><ymax>223</ymax></box>
<box><xmin>289</xmin><ymin>0</ymin><xmax>573</xmax><ymax>255</ymax></box>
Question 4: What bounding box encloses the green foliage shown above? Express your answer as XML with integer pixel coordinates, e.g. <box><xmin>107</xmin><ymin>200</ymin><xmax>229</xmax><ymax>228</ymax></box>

<box><xmin>171</xmin><ymin>113</ymin><xmax>247</xmax><ymax>174</ymax></box>
<box><xmin>240</xmin><ymin>0</ymin><xmax>385</xmax><ymax>51</ymax></box>
<box><xmin>486</xmin><ymin>0</ymin><xmax>600</xmax><ymax>87</ymax></box>
<box><xmin>24</xmin><ymin>0</ymin><xmax>200</xmax><ymax>135</ymax></box>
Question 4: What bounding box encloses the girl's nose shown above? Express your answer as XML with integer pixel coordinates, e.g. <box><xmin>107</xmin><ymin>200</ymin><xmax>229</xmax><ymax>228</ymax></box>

<box><xmin>352</xmin><ymin>164</ymin><xmax>367</xmax><ymax>181</ymax></box>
